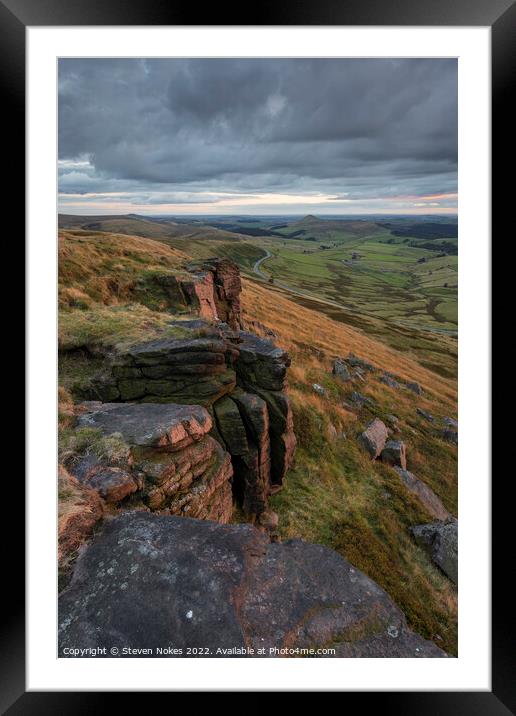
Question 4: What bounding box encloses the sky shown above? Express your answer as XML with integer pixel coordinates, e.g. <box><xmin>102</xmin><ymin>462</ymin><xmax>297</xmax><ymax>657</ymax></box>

<box><xmin>58</xmin><ymin>58</ymin><xmax>457</xmax><ymax>216</ymax></box>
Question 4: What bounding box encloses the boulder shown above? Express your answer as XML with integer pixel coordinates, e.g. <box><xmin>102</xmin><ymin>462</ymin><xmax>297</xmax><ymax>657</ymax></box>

<box><xmin>380</xmin><ymin>374</ymin><xmax>401</xmax><ymax>389</ymax></box>
<box><xmin>83</xmin><ymin>466</ymin><xmax>139</xmax><ymax>504</ymax></box>
<box><xmin>350</xmin><ymin>391</ymin><xmax>375</xmax><ymax>408</ymax></box>
<box><xmin>393</xmin><ymin>467</ymin><xmax>451</xmax><ymax>521</ymax></box>
<box><xmin>416</xmin><ymin>408</ymin><xmax>434</xmax><ymax>422</ymax></box>
<box><xmin>406</xmin><ymin>381</ymin><xmax>423</xmax><ymax>395</ymax></box>
<box><xmin>381</xmin><ymin>440</ymin><xmax>407</xmax><ymax>470</ymax></box>
<box><xmin>359</xmin><ymin>418</ymin><xmax>389</xmax><ymax>459</ymax></box>
<box><xmin>59</xmin><ymin>512</ymin><xmax>447</xmax><ymax>658</ymax></box>
<box><xmin>411</xmin><ymin>521</ymin><xmax>458</xmax><ymax>584</ymax></box>
<box><xmin>332</xmin><ymin>359</ymin><xmax>351</xmax><ymax>382</ymax></box>
<box><xmin>312</xmin><ymin>383</ymin><xmax>325</xmax><ymax>395</ymax></box>
<box><xmin>443</xmin><ymin>416</ymin><xmax>458</xmax><ymax>428</ymax></box>
<box><xmin>347</xmin><ymin>353</ymin><xmax>375</xmax><ymax>372</ymax></box>
<box><xmin>442</xmin><ymin>429</ymin><xmax>458</xmax><ymax>445</ymax></box>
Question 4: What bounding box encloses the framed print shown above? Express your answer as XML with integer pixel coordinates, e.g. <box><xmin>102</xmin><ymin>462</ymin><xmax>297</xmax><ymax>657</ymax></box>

<box><xmin>4</xmin><ymin>0</ymin><xmax>511</xmax><ymax>707</ymax></box>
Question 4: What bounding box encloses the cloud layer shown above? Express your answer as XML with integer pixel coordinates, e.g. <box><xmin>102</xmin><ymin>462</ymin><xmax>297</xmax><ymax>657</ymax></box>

<box><xmin>58</xmin><ymin>58</ymin><xmax>457</xmax><ymax>214</ymax></box>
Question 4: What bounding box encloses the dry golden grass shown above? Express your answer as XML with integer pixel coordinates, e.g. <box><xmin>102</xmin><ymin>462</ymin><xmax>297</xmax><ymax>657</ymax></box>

<box><xmin>242</xmin><ymin>277</ymin><xmax>456</xmax><ymax>408</ymax></box>
<box><xmin>58</xmin><ymin>464</ymin><xmax>103</xmax><ymax>583</ymax></box>
<box><xmin>59</xmin><ymin>229</ymin><xmax>190</xmax><ymax>307</ymax></box>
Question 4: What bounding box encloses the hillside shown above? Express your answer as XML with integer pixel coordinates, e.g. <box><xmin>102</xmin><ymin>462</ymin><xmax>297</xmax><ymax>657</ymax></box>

<box><xmin>58</xmin><ymin>228</ymin><xmax>457</xmax><ymax>655</ymax></box>
<box><xmin>283</xmin><ymin>214</ymin><xmax>384</xmax><ymax>239</ymax></box>
<box><xmin>59</xmin><ymin>213</ymin><xmax>249</xmax><ymax>243</ymax></box>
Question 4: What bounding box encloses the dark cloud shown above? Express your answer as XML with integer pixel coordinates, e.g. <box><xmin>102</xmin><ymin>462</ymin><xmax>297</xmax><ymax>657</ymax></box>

<box><xmin>58</xmin><ymin>58</ymin><xmax>457</xmax><ymax>213</ymax></box>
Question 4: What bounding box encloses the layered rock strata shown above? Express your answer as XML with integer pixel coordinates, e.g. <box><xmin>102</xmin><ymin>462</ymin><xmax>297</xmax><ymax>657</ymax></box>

<box><xmin>74</xmin><ymin>402</ymin><xmax>234</xmax><ymax>523</ymax></box>
<box><xmin>82</xmin><ymin>322</ymin><xmax>295</xmax><ymax>518</ymax></box>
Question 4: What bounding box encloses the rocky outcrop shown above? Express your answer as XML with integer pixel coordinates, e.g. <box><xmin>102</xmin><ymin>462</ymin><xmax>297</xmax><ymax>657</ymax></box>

<box><xmin>393</xmin><ymin>467</ymin><xmax>451</xmax><ymax>522</ymax></box>
<box><xmin>65</xmin><ymin>262</ymin><xmax>295</xmax><ymax>520</ymax></box>
<box><xmin>59</xmin><ymin>512</ymin><xmax>447</xmax><ymax>658</ymax></box>
<box><xmin>73</xmin><ymin>327</ymin><xmax>295</xmax><ymax>518</ymax></box>
<box><xmin>135</xmin><ymin>258</ymin><xmax>242</xmax><ymax>329</ymax></box>
<box><xmin>359</xmin><ymin>418</ymin><xmax>389</xmax><ymax>459</ymax></box>
<box><xmin>411</xmin><ymin>520</ymin><xmax>458</xmax><ymax>584</ymax></box>
<box><xmin>74</xmin><ymin>402</ymin><xmax>234</xmax><ymax>522</ymax></box>
<box><xmin>185</xmin><ymin>258</ymin><xmax>242</xmax><ymax>330</ymax></box>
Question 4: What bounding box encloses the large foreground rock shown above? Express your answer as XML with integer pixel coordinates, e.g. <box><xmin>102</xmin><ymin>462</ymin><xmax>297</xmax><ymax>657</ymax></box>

<box><xmin>411</xmin><ymin>521</ymin><xmax>458</xmax><ymax>584</ymax></box>
<box><xmin>59</xmin><ymin>512</ymin><xmax>447</xmax><ymax>658</ymax></box>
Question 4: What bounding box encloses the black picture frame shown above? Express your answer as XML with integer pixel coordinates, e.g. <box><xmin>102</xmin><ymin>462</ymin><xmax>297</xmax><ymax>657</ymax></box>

<box><xmin>4</xmin><ymin>0</ymin><xmax>510</xmax><ymax>709</ymax></box>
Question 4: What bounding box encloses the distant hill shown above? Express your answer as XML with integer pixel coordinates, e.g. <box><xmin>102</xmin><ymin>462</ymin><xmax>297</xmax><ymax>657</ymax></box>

<box><xmin>281</xmin><ymin>215</ymin><xmax>385</xmax><ymax>239</ymax></box>
<box><xmin>379</xmin><ymin>221</ymin><xmax>458</xmax><ymax>240</ymax></box>
<box><xmin>58</xmin><ymin>214</ymin><xmax>247</xmax><ymax>243</ymax></box>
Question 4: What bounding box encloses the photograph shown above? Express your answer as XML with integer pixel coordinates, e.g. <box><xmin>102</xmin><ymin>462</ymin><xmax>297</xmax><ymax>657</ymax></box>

<box><xmin>56</xmin><ymin>57</ymin><xmax>459</xmax><ymax>659</ymax></box>
<box><xmin>3</xmin><ymin>0</ymin><xmax>503</xmax><ymax>700</ymax></box>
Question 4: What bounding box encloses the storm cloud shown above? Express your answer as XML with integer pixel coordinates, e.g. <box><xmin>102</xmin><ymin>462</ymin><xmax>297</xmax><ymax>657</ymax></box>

<box><xmin>58</xmin><ymin>58</ymin><xmax>457</xmax><ymax>214</ymax></box>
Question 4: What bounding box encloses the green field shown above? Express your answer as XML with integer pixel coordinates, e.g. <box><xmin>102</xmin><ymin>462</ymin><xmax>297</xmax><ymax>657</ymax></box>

<box><xmin>248</xmin><ymin>232</ymin><xmax>457</xmax><ymax>333</ymax></box>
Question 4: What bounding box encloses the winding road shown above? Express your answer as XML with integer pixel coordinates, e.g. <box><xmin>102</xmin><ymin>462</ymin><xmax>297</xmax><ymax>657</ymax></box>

<box><xmin>252</xmin><ymin>249</ymin><xmax>273</xmax><ymax>279</ymax></box>
<box><xmin>252</xmin><ymin>248</ymin><xmax>357</xmax><ymax>312</ymax></box>
<box><xmin>251</xmin><ymin>247</ymin><xmax>457</xmax><ymax>337</ymax></box>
